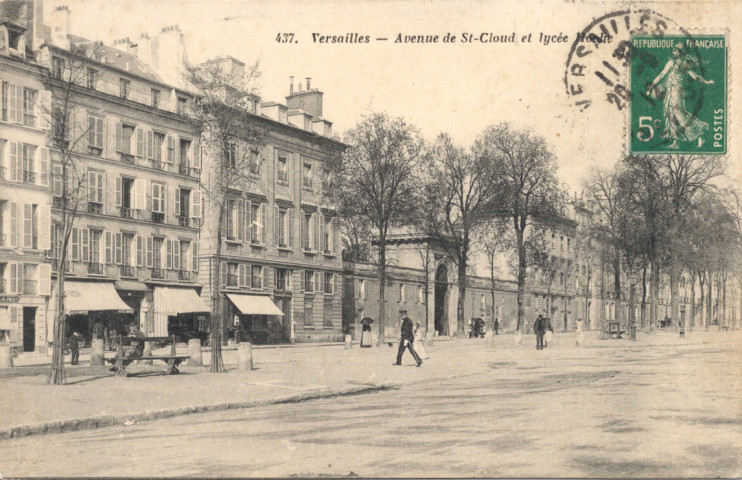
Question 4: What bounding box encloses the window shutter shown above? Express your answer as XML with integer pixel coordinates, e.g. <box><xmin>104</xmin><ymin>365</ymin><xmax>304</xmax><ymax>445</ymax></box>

<box><xmin>136</xmin><ymin>235</ymin><xmax>143</xmax><ymax>266</ymax></box>
<box><xmin>136</xmin><ymin>127</ymin><xmax>144</xmax><ymax>157</ymax></box>
<box><xmin>146</xmin><ymin>236</ymin><xmax>153</xmax><ymax>267</ymax></box>
<box><xmin>98</xmin><ymin>172</ymin><xmax>105</xmax><ymax>204</ymax></box>
<box><xmin>243</xmin><ymin>200</ymin><xmax>250</xmax><ymax>242</ymax></box>
<box><xmin>167</xmin><ymin>135</ymin><xmax>174</xmax><ymax>163</ymax></box>
<box><xmin>191</xmin><ymin>142</ymin><xmax>200</xmax><ymax>169</ymax></box>
<box><xmin>96</xmin><ymin>117</ymin><xmax>104</xmax><ymax>150</ymax></box>
<box><xmin>174</xmin><ymin>188</ymin><xmax>180</xmax><ymax>216</ymax></box>
<box><xmin>320</xmin><ymin>213</ymin><xmax>326</xmax><ymax>253</ymax></box>
<box><xmin>332</xmin><ymin>218</ymin><xmax>338</xmax><ymax>253</ymax></box>
<box><xmin>318</xmin><ymin>271</ymin><xmax>324</xmax><ymax>293</ymax></box>
<box><xmin>313</xmin><ymin>212</ymin><xmax>320</xmax><ymax>251</ymax></box>
<box><xmin>39</xmin><ymin>90</ymin><xmax>52</xmax><ymax>130</ymax></box>
<box><xmin>172</xmin><ymin>240</ymin><xmax>180</xmax><ymax>270</ymax></box>
<box><xmin>81</xmin><ymin>228</ymin><xmax>90</xmax><ymax>262</ymax></box>
<box><xmin>38</xmin><ymin>147</ymin><xmax>49</xmax><ymax>186</ymax></box>
<box><xmin>70</xmin><ymin>227</ymin><xmax>79</xmax><ymax>261</ymax></box>
<box><xmin>8</xmin><ymin>84</ymin><xmax>19</xmax><ymax>123</ymax></box>
<box><xmin>105</xmin><ymin>231</ymin><xmax>112</xmax><ymax>263</ymax></box>
<box><xmin>260</xmin><ymin>203</ymin><xmax>266</xmax><ymax>244</ymax></box>
<box><xmin>190</xmin><ymin>190</ymin><xmax>201</xmax><ymax>219</ymax></box>
<box><xmin>38</xmin><ymin>204</ymin><xmax>50</xmax><ymax>251</ymax></box>
<box><xmin>220</xmin><ymin>262</ymin><xmax>227</xmax><ymax>286</ymax></box>
<box><xmin>37</xmin><ymin>264</ymin><xmax>51</xmax><ymax>296</ymax></box>
<box><xmin>246</xmin><ymin>264</ymin><xmax>252</xmax><ymax>288</ymax></box>
<box><xmin>274</xmin><ymin>205</ymin><xmax>279</xmax><ymax>246</ymax></box>
<box><xmin>22</xmin><ymin>204</ymin><xmax>32</xmax><ymax>248</ymax></box>
<box><xmin>147</xmin><ymin>130</ymin><xmax>154</xmax><ymax>159</ymax></box>
<box><xmin>288</xmin><ymin>208</ymin><xmax>294</xmax><ymax>248</ymax></box>
<box><xmin>113</xmin><ymin>232</ymin><xmax>121</xmax><ymax>264</ymax></box>
<box><xmin>52</xmin><ymin>164</ymin><xmax>63</xmax><ymax>196</ymax></box>
<box><xmin>239</xmin><ymin>264</ymin><xmax>247</xmax><ymax>287</ymax></box>
<box><xmin>9</xmin><ymin>264</ymin><xmax>17</xmax><ymax>293</ymax></box>
<box><xmin>10</xmin><ymin>202</ymin><xmax>17</xmax><ymax>247</ymax></box>
<box><xmin>115</xmin><ymin>177</ymin><xmax>122</xmax><ymax>207</ymax></box>
<box><xmin>115</xmin><ymin>122</ymin><xmax>123</xmax><ymax>152</ymax></box>
<box><xmin>9</xmin><ymin>142</ymin><xmax>18</xmax><ymax>182</ymax></box>
<box><xmin>166</xmin><ymin>238</ymin><xmax>173</xmax><ymax>269</ymax></box>
<box><xmin>299</xmin><ymin>270</ymin><xmax>305</xmax><ymax>292</ymax></box>
<box><xmin>133</xmin><ymin>178</ymin><xmax>146</xmax><ymax>210</ymax></box>
<box><xmin>192</xmin><ymin>242</ymin><xmax>198</xmax><ymax>273</ymax></box>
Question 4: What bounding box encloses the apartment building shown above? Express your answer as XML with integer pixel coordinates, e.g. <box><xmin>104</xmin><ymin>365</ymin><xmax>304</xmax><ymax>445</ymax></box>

<box><xmin>32</xmin><ymin>7</ymin><xmax>205</xmax><ymax>347</ymax></box>
<box><xmin>0</xmin><ymin>14</ymin><xmax>53</xmax><ymax>354</ymax></box>
<box><xmin>198</xmin><ymin>67</ymin><xmax>346</xmax><ymax>344</ymax></box>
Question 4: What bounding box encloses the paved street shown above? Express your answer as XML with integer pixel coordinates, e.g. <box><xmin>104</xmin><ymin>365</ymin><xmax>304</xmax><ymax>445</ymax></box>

<box><xmin>1</xmin><ymin>332</ymin><xmax>740</xmax><ymax>478</ymax></box>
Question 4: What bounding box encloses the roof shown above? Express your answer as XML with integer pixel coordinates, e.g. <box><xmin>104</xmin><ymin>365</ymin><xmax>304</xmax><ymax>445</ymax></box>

<box><xmin>66</xmin><ymin>35</ymin><xmax>164</xmax><ymax>83</ymax></box>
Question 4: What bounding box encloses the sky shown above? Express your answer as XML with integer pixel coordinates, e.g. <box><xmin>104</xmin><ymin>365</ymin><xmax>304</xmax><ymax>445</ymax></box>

<box><xmin>45</xmin><ymin>0</ymin><xmax>742</xmax><ymax>192</ymax></box>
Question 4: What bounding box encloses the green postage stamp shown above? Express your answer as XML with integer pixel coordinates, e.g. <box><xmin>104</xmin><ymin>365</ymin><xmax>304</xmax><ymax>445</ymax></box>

<box><xmin>630</xmin><ymin>35</ymin><xmax>727</xmax><ymax>154</ymax></box>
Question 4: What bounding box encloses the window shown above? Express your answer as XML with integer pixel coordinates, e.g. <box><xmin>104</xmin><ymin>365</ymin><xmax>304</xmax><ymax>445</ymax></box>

<box><xmin>225</xmin><ymin>198</ymin><xmax>243</xmax><ymax>241</ymax></box>
<box><xmin>87</xmin><ymin>170</ymin><xmax>104</xmax><ymax>213</ymax></box>
<box><xmin>52</xmin><ymin>106</ymin><xmax>70</xmax><ymax>143</ymax></box>
<box><xmin>359</xmin><ymin>279</ymin><xmax>367</xmax><ymax>300</ymax></box>
<box><xmin>276</xmin><ymin>268</ymin><xmax>290</xmax><ymax>291</ymax></box>
<box><xmin>249</xmin><ymin>149</ymin><xmax>261</xmax><ymax>176</ymax></box>
<box><xmin>417</xmin><ymin>285</ymin><xmax>424</xmax><ymax>304</ymax></box>
<box><xmin>119</xmin><ymin>78</ymin><xmax>129</xmax><ymax>99</ymax></box>
<box><xmin>323</xmin><ymin>300</ymin><xmax>333</xmax><ymax>327</ymax></box>
<box><xmin>87</xmin><ymin>115</ymin><xmax>104</xmax><ymax>155</ymax></box>
<box><xmin>304</xmin><ymin>271</ymin><xmax>314</xmax><ymax>292</ymax></box>
<box><xmin>86</xmin><ymin>68</ymin><xmax>97</xmax><ymax>89</ymax></box>
<box><xmin>277</xmin><ymin>155</ymin><xmax>288</xmax><ymax>185</ymax></box>
<box><xmin>151</xmin><ymin>182</ymin><xmax>166</xmax><ymax>214</ymax></box>
<box><xmin>22</xmin><ymin>88</ymin><xmax>37</xmax><ymax>127</ymax></box>
<box><xmin>176</xmin><ymin>188</ymin><xmax>191</xmax><ymax>225</ymax></box>
<box><xmin>225</xmin><ymin>141</ymin><xmax>237</xmax><ymax>169</ymax></box>
<box><xmin>251</xmin><ymin>265</ymin><xmax>263</xmax><ymax>289</ymax></box>
<box><xmin>323</xmin><ymin>216</ymin><xmax>335</xmax><ymax>254</ymax></box>
<box><xmin>52</xmin><ymin>57</ymin><xmax>65</xmax><ymax>79</ymax></box>
<box><xmin>324</xmin><ymin>273</ymin><xmax>334</xmax><ymax>294</ymax></box>
<box><xmin>0</xmin><ymin>82</ymin><xmax>7</xmax><ymax>122</ymax></box>
<box><xmin>177</xmin><ymin>97</ymin><xmax>188</xmax><ymax>115</ymax></box>
<box><xmin>480</xmin><ymin>294</ymin><xmax>486</xmax><ymax>310</ymax></box>
<box><xmin>304</xmin><ymin>299</ymin><xmax>313</xmax><ymax>327</ymax></box>
<box><xmin>398</xmin><ymin>283</ymin><xmax>405</xmax><ymax>302</ymax></box>
<box><xmin>179</xmin><ymin>139</ymin><xmax>191</xmax><ymax>171</ymax></box>
<box><xmin>152</xmin><ymin>237</ymin><xmax>164</xmax><ymax>269</ymax></box>
<box><xmin>153</xmin><ymin>132</ymin><xmax>165</xmax><ymax>162</ymax></box>
<box><xmin>22</xmin><ymin>144</ymin><xmax>36</xmax><ymax>184</ymax></box>
<box><xmin>151</xmin><ymin>89</ymin><xmax>160</xmax><ymax>108</ymax></box>
<box><xmin>303</xmin><ymin>162</ymin><xmax>313</xmax><ymax>191</ymax></box>
<box><xmin>122</xmin><ymin>233</ymin><xmax>134</xmax><ymax>267</ymax></box>
<box><xmin>23</xmin><ymin>264</ymin><xmax>37</xmax><ymax>294</ymax></box>
<box><xmin>302</xmin><ymin>211</ymin><xmax>318</xmax><ymax>251</ymax></box>
<box><xmin>117</xmin><ymin>123</ymin><xmax>135</xmax><ymax>157</ymax></box>
<box><xmin>250</xmin><ymin>202</ymin><xmax>265</xmax><ymax>244</ymax></box>
<box><xmin>118</xmin><ymin>177</ymin><xmax>135</xmax><ymax>218</ymax></box>
<box><xmin>223</xmin><ymin>262</ymin><xmax>238</xmax><ymax>287</ymax></box>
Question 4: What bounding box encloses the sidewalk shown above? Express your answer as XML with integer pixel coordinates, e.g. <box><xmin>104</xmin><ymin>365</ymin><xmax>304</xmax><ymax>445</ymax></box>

<box><xmin>1</xmin><ymin>329</ymin><xmax>737</xmax><ymax>440</ymax></box>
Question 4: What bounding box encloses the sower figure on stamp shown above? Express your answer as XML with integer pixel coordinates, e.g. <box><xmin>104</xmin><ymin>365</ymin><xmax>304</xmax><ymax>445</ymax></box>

<box><xmin>111</xmin><ymin>324</ymin><xmax>146</xmax><ymax>373</ymax></box>
<box><xmin>393</xmin><ymin>313</ymin><xmax>422</xmax><ymax>367</ymax></box>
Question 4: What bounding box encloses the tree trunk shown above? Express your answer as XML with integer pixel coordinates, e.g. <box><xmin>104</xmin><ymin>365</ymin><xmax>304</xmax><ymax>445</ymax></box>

<box><xmin>210</xmin><ymin>203</ymin><xmax>226</xmax><ymax>372</ymax></box>
<box><xmin>456</xmin><ymin>251</ymin><xmax>468</xmax><ymax>337</ymax></box>
<box><xmin>629</xmin><ymin>277</ymin><xmax>637</xmax><ymax>340</ymax></box>
<box><xmin>377</xmin><ymin>239</ymin><xmax>387</xmax><ymax>346</ymax></box>
<box><xmin>698</xmin><ymin>272</ymin><xmax>706</xmax><ymax>330</ymax></box>
<box><xmin>722</xmin><ymin>273</ymin><xmax>727</xmax><ymax>329</ymax></box>
<box><xmin>649</xmin><ymin>260</ymin><xmax>659</xmax><ymax>332</ymax></box>
<box><xmin>613</xmin><ymin>253</ymin><xmax>622</xmax><ymax>330</ymax></box>
<box><xmin>564</xmin><ymin>283</ymin><xmax>568</xmax><ymax>332</ymax></box>
<box><xmin>516</xmin><ymin>227</ymin><xmax>526</xmax><ymax>333</ymax></box>
<box><xmin>689</xmin><ymin>276</ymin><xmax>696</xmax><ymax>333</ymax></box>
<box><xmin>706</xmin><ymin>273</ymin><xmax>712</xmax><ymax>331</ymax></box>
<box><xmin>47</xmin><ymin>266</ymin><xmax>68</xmax><ymax>385</ymax></box>
<box><xmin>641</xmin><ymin>263</ymin><xmax>647</xmax><ymax>329</ymax></box>
<box><xmin>670</xmin><ymin>266</ymin><xmax>680</xmax><ymax>333</ymax></box>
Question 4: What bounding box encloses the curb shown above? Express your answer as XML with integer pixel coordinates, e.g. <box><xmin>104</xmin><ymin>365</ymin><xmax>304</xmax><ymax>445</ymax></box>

<box><xmin>0</xmin><ymin>382</ymin><xmax>400</xmax><ymax>440</ymax></box>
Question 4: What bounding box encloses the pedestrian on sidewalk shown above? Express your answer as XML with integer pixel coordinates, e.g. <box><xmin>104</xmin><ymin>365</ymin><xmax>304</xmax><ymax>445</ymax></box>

<box><xmin>494</xmin><ymin>318</ymin><xmax>500</xmax><ymax>335</ymax></box>
<box><xmin>68</xmin><ymin>331</ymin><xmax>81</xmax><ymax>365</ymax></box>
<box><xmin>413</xmin><ymin>322</ymin><xmax>428</xmax><ymax>359</ymax></box>
<box><xmin>393</xmin><ymin>315</ymin><xmax>422</xmax><ymax>367</ymax></box>
<box><xmin>543</xmin><ymin>317</ymin><xmax>554</xmax><ymax>348</ymax></box>
<box><xmin>534</xmin><ymin>314</ymin><xmax>546</xmax><ymax>351</ymax></box>
<box><xmin>360</xmin><ymin>317</ymin><xmax>374</xmax><ymax>348</ymax></box>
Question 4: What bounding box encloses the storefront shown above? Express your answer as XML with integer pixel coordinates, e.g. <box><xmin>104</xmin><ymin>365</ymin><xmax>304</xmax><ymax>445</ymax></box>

<box><xmin>152</xmin><ymin>286</ymin><xmax>210</xmax><ymax>342</ymax></box>
<box><xmin>47</xmin><ymin>280</ymin><xmax>134</xmax><ymax>347</ymax></box>
<box><xmin>225</xmin><ymin>293</ymin><xmax>287</xmax><ymax>345</ymax></box>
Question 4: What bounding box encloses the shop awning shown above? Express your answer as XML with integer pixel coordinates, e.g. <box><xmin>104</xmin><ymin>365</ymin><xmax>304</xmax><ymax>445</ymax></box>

<box><xmin>0</xmin><ymin>308</ymin><xmax>13</xmax><ymax>330</ymax></box>
<box><xmin>154</xmin><ymin>287</ymin><xmax>210</xmax><ymax>315</ymax></box>
<box><xmin>114</xmin><ymin>280</ymin><xmax>148</xmax><ymax>292</ymax></box>
<box><xmin>65</xmin><ymin>281</ymin><xmax>133</xmax><ymax>314</ymax></box>
<box><xmin>226</xmin><ymin>294</ymin><xmax>284</xmax><ymax>316</ymax></box>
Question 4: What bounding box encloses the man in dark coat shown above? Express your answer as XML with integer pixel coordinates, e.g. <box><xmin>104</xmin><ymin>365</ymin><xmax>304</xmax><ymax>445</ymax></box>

<box><xmin>534</xmin><ymin>314</ymin><xmax>546</xmax><ymax>350</ymax></box>
<box><xmin>494</xmin><ymin>318</ymin><xmax>500</xmax><ymax>335</ymax></box>
<box><xmin>111</xmin><ymin>324</ymin><xmax>146</xmax><ymax>372</ymax></box>
<box><xmin>68</xmin><ymin>331</ymin><xmax>80</xmax><ymax>365</ymax></box>
<box><xmin>393</xmin><ymin>316</ymin><xmax>422</xmax><ymax>367</ymax></box>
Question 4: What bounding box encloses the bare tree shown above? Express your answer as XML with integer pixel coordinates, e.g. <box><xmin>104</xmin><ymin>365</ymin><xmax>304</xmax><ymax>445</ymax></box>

<box><xmin>187</xmin><ymin>60</ymin><xmax>265</xmax><ymax>372</ymax></box>
<box><xmin>42</xmin><ymin>45</ymin><xmax>100</xmax><ymax>384</ymax></box>
<box><xmin>323</xmin><ymin>112</ymin><xmax>425</xmax><ymax>345</ymax></box>
<box><xmin>476</xmin><ymin>217</ymin><xmax>510</xmax><ymax>331</ymax></box>
<box><xmin>424</xmin><ymin>134</ymin><xmax>501</xmax><ymax>336</ymax></box>
<box><xmin>475</xmin><ymin>123</ymin><xmax>564</xmax><ymax>332</ymax></box>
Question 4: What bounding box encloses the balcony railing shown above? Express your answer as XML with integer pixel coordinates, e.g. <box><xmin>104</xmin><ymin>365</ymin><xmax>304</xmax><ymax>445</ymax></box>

<box><xmin>324</xmin><ymin>283</ymin><xmax>333</xmax><ymax>294</ymax></box>
<box><xmin>178</xmin><ymin>216</ymin><xmax>190</xmax><ymax>227</ymax></box>
<box><xmin>87</xmin><ymin>262</ymin><xmax>105</xmax><ymax>275</ymax></box>
<box><xmin>120</xmin><ymin>207</ymin><xmax>135</xmax><ymax>219</ymax></box>
<box><xmin>226</xmin><ymin>274</ymin><xmax>238</xmax><ymax>287</ymax></box>
<box><xmin>152</xmin><ymin>212</ymin><xmax>165</xmax><ymax>223</ymax></box>
<box><xmin>120</xmin><ymin>265</ymin><xmax>137</xmax><ymax>277</ymax></box>
<box><xmin>178</xmin><ymin>270</ymin><xmax>192</xmax><ymax>281</ymax></box>
<box><xmin>251</xmin><ymin>279</ymin><xmax>262</xmax><ymax>289</ymax></box>
<box><xmin>178</xmin><ymin>163</ymin><xmax>189</xmax><ymax>176</ymax></box>
<box><xmin>88</xmin><ymin>202</ymin><xmax>103</xmax><ymax>214</ymax></box>
<box><xmin>23</xmin><ymin>171</ymin><xmax>36</xmax><ymax>185</ymax></box>
<box><xmin>23</xmin><ymin>280</ymin><xmax>37</xmax><ymax>295</ymax></box>
<box><xmin>151</xmin><ymin>160</ymin><xmax>169</xmax><ymax>172</ymax></box>
<box><xmin>151</xmin><ymin>268</ymin><xmax>166</xmax><ymax>279</ymax></box>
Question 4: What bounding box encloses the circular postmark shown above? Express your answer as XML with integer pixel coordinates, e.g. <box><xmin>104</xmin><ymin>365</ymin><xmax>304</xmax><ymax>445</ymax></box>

<box><xmin>564</xmin><ymin>9</ymin><xmax>725</xmax><ymax>154</ymax></box>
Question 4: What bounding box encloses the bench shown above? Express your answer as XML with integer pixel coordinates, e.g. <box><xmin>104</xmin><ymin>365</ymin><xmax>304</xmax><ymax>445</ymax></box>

<box><xmin>608</xmin><ymin>323</ymin><xmax>626</xmax><ymax>339</ymax></box>
<box><xmin>106</xmin><ymin>335</ymin><xmax>190</xmax><ymax>377</ymax></box>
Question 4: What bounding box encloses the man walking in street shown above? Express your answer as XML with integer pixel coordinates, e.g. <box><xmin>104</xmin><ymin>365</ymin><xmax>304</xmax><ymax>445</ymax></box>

<box><xmin>494</xmin><ymin>318</ymin><xmax>500</xmax><ymax>335</ymax></box>
<box><xmin>68</xmin><ymin>331</ymin><xmax>81</xmax><ymax>365</ymax></box>
<box><xmin>393</xmin><ymin>313</ymin><xmax>422</xmax><ymax>367</ymax></box>
<box><xmin>534</xmin><ymin>314</ymin><xmax>546</xmax><ymax>350</ymax></box>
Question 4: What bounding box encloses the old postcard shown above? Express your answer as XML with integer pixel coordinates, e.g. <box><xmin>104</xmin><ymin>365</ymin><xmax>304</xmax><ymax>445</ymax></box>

<box><xmin>0</xmin><ymin>0</ymin><xmax>740</xmax><ymax>478</ymax></box>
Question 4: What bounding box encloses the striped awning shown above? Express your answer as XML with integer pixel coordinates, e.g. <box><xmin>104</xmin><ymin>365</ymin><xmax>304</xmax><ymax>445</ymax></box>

<box><xmin>226</xmin><ymin>294</ymin><xmax>284</xmax><ymax>316</ymax></box>
<box><xmin>64</xmin><ymin>281</ymin><xmax>133</xmax><ymax>314</ymax></box>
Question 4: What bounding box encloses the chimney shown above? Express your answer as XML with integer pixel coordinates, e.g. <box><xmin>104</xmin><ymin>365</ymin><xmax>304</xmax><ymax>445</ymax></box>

<box><xmin>113</xmin><ymin>37</ymin><xmax>132</xmax><ymax>52</ymax></box>
<box><xmin>32</xmin><ymin>0</ymin><xmax>44</xmax><ymax>52</ymax></box>
<box><xmin>286</xmin><ymin>76</ymin><xmax>324</xmax><ymax>117</ymax></box>
<box><xmin>290</xmin><ymin>76</ymin><xmax>294</xmax><ymax>95</ymax></box>
<box><xmin>306</xmin><ymin>77</ymin><xmax>311</xmax><ymax>91</ymax></box>
<box><xmin>49</xmin><ymin>5</ymin><xmax>71</xmax><ymax>50</ymax></box>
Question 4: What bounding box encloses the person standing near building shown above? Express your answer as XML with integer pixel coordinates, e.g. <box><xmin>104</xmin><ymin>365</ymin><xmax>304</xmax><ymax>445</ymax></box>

<box><xmin>494</xmin><ymin>318</ymin><xmax>500</xmax><ymax>335</ymax></box>
<box><xmin>393</xmin><ymin>315</ymin><xmax>422</xmax><ymax>367</ymax></box>
<box><xmin>534</xmin><ymin>314</ymin><xmax>546</xmax><ymax>351</ymax></box>
<box><xmin>68</xmin><ymin>331</ymin><xmax>81</xmax><ymax>365</ymax></box>
<box><xmin>413</xmin><ymin>322</ymin><xmax>428</xmax><ymax>360</ymax></box>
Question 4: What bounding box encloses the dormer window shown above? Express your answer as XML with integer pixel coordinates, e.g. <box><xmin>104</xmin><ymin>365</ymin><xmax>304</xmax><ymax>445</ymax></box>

<box><xmin>52</xmin><ymin>57</ymin><xmax>65</xmax><ymax>79</ymax></box>
<box><xmin>151</xmin><ymin>89</ymin><xmax>160</xmax><ymax>108</ymax></box>
<box><xmin>120</xmin><ymin>78</ymin><xmax>129</xmax><ymax>99</ymax></box>
<box><xmin>86</xmin><ymin>68</ymin><xmax>98</xmax><ymax>89</ymax></box>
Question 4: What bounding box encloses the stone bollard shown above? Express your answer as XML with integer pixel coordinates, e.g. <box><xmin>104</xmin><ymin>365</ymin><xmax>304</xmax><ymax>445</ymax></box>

<box><xmin>90</xmin><ymin>339</ymin><xmax>105</xmax><ymax>366</ymax></box>
<box><xmin>188</xmin><ymin>339</ymin><xmax>202</xmax><ymax>366</ymax></box>
<box><xmin>344</xmin><ymin>334</ymin><xmax>352</xmax><ymax>349</ymax></box>
<box><xmin>141</xmin><ymin>341</ymin><xmax>153</xmax><ymax>365</ymax></box>
<box><xmin>237</xmin><ymin>342</ymin><xmax>253</xmax><ymax>371</ymax></box>
<box><xmin>0</xmin><ymin>344</ymin><xmax>13</xmax><ymax>368</ymax></box>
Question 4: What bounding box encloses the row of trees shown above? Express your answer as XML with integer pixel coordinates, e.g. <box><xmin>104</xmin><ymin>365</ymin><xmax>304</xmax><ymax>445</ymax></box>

<box><xmin>582</xmin><ymin>154</ymin><xmax>739</xmax><ymax>338</ymax></box>
<box><xmin>323</xmin><ymin>113</ymin><xmax>568</xmax><ymax>343</ymax></box>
